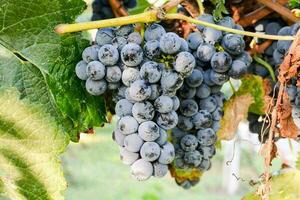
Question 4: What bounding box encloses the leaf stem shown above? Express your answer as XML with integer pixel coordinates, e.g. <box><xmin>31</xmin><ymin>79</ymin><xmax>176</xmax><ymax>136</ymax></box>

<box><xmin>253</xmin><ymin>54</ymin><xmax>276</xmax><ymax>82</ymax></box>
<box><xmin>196</xmin><ymin>0</ymin><xmax>205</xmax><ymax>15</ymax></box>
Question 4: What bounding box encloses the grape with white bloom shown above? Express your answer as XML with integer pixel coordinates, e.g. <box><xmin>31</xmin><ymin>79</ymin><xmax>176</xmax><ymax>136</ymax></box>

<box><xmin>98</xmin><ymin>44</ymin><xmax>119</xmax><ymax>66</ymax></box>
<box><xmin>86</xmin><ymin>61</ymin><xmax>106</xmax><ymax>80</ymax></box>
<box><xmin>149</xmin><ymin>84</ymin><xmax>161</xmax><ymax>100</ymax></box>
<box><xmin>138</xmin><ymin>121</ymin><xmax>160</xmax><ymax>141</ymax></box>
<box><xmin>132</xmin><ymin>101</ymin><xmax>155</xmax><ymax>123</ymax></box>
<box><xmin>158</xmin><ymin>142</ymin><xmax>175</xmax><ymax>164</ymax></box>
<box><xmin>115</xmin><ymin>25</ymin><xmax>134</xmax><ymax>36</ymax></box>
<box><xmin>112</xmin><ymin>36</ymin><xmax>127</xmax><ymax>51</ymax></box>
<box><xmin>211</xmin><ymin>52</ymin><xmax>232</xmax><ymax>73</ymax></box>
<box><xmin>221</xmin><ymin>34</ymin><xmax>245</xmax><ymax>55</ymax></box>
<box><xmin>153</xmin><ymin>162</ymin><xmax>168</xmax><ymax>177</ymax></box>
<box><xmin>115</xmin><ymin>99</ymin><xmax>133</xmax><ymax>117</ymax></box>
<box><xmin>179</xmin><ymin>38</ymin><xmax>189</xmax><ymax>52</ymax></box>
<box><xmin>197</xmin><ymin>128</ymin><xmax>217</xmax><ymax>146</ymax></box>
<box><xmin>112</xmin><ymin>129</ymin><xmax>125</xmax><ymax>146</ymax></box>
<box><xmin>177</xmin><ymin>115</ymin><xmax>193</xmax><ymax>131</ymax></box>
<box><xmin>118</xmin><ymin>116</ymin><xmax>139</xmax><ymax>135</ymax></box>
<box><xmin>159</xmin><ymin>32</ymin><xmax>181</xmax><ymax>54</ymax></box>
<box><xmin>212</xmin><ymin>120</ymin><xmax>220</xmax><ymax>132</ymax></box>
<box><xmin>174</xmin><ymin>52</ymin><xmax>196</xmax><ymax>77</ymax></box>
<box><xmin>197</xmin><ymin>158</ymin><xmax>211</xmax><ymax>171</ymax></box>
<box><xmin>125</xmin><ymin>88</ymin><xmax>136</xmax><ymax>103</ymax></box>
<box><xmin>187</xmin><ymin>32</ymin><xmax>203</xmax><ymax>50</ymax></box>
<box><xmin>172</xmin><ymin>96</ymin><xmax>180</xmax><ymax>111</ymax></box>
<box><xmin>179</xmin><ymin>99</ymin><xmax>198</xmax><ymax>117</ymax></box>
<box><xmin>124</xmin><ymin>133</ymin><xmax>144</xmax><ymax>153</ymax></box>
<box><xmin>120</xmin><ymin>148</ymin><xmax>139</xmax><ymax>165</ymax></box>
<box><xmin>121</xmin><ymin>43</ymin><xmax>143</xmax><ymax>66</ymax></box>
<box><xmin>144</xmin><ymin>23</ymin><xmax>166</xmax><ymax>41</ymax></box>
<box><xmin>155</xmin><ymin>129</ymin><xmax>168</xmax><ymax>146</ymax></box>
<box><xmin>196</xmin><ymin>84</ymin><xmax>211</xmax><ymax>99</ymax></box>
<box><xmin>144</xmin><ymin>40</ymin><xmax>161</xmax><ymax>59</ymax></box>
<box><xmin>75</xmin><ymin>60</ymin><xmax>88</xmax><ymax>80</ymax></box>
<box><xmin>209</xmin><ymin>70</ymin><xmax>229</xmax><ymax>85</ymax></box>
<box><xmin>82</xmin><ymin>45</ymin><xmax>99</xmax><ymax>63</ymax></box>
<box><xmin>199</xmin><ymin>97</ymin><xmax>218</xmax><ymax>113</ymax></box>
<box><xmin>154</xmin><ymin>95</ymin><xmax>173</xmax><ymax>113</ymax></box>
<box><xmin>96</xmin><ymin>28</ymin><xmax>115</xmax><ymax>45</ymax></box>
<box><xmin>180</xmin><ymin>134</ymin><xmax>198</xmax><ymax>151</ymax></box>
<box><xmin>200</xmin><ymin>145</ymin><xmax>216</xmax><ymax>158</ymax></box>
<box><xmin>127</xmin><ymin>32</ymin><xmax>143</xmax><ymax>45</ymax></box>
<box><xmin>131</xmin><ymin>159</ymin><xmax>153</xmax><ymax>181</ymax></box>
<box><xmin>212</xmin><ymin>107</ymin><xmax>223</xmax><ymax>121</ymax></box>
<box><xmin>161</xmin><ymin>70</ymin><xmax>184</xmax><ymax>92</ymax></box>
<box><xmin>122</xmin><ymin>67</ymin><xmax>140</xmax><ymax>86</ymax></box>
<box><xmin>85</xmin><ymin>78</ymin><xmax>107</xmax><ymax>95</ymax></box>
<box><xmin>192</xmin><ymin>110</ymin><xmax>213</xmax><ymax>129</ymax></box>
<box><xmin>140</xmin><ymin>61</ymin><xmax>162</xmax><ymax>83</ymax></box>
<box><xmin>140</xmin><ymin>142</ymin><xmax>161</xmax><ymax>161</ymax></box>
<box><xmin>105</xmin><ymin>66</ymin><xmax>122</xmax><ymax>83</ymax></box>
<box><xmin>196</xmin><ymin>43</ymin><xmax>216</xmax><ymax>62</ymax></box>
<box><xmin>156</xmin><ymin>111</ymin><xmax>178</xmax><ymax>130</ymax></box>
<box><xmin>186</xmin><ymin>69</ymin><xmax>203</xmax><ymax>88</ymax></box>
<box><xmin>184</xmin><ymin>150</ymin><xmax>202</xmax><ymax>167</ymax></box>
<box><xmin>178</xmin><ymin>84</ymin><xmax>196</xmax><ymax>99</ymax></box>
<box><xmin>129</xmin><ymin>80</ymin><xmax>152</xmax><ymax>101</ymax></box>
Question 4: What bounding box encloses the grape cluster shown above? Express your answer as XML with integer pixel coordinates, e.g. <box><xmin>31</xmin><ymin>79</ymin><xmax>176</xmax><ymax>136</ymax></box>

<box><xmin>91</xmin><ymin>0</ymin><xmax>137</xmax><ymax>20</ymax></box>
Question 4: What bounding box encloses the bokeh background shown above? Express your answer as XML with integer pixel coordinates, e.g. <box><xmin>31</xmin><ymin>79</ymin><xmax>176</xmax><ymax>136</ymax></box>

<box><xmin>62</xmin><ymin>1</ymin><xmax>300</xmax><ymax>199</ymax></box>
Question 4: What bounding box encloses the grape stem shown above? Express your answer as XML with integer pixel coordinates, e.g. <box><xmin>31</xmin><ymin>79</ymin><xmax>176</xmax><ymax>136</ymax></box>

<box><xmin>253</xmin><ymin>54</ymin><xmax>276</xmax><ymax>81</ymax></box>
<box><xmin>196</xmin><ymin>0</ymin><xmax>204</xmax><ymax>15</ymax></box>
<box><xmin>55</xmin><ymin>11</ymin><xmax>295</xmax><ymax>40</ymax></box>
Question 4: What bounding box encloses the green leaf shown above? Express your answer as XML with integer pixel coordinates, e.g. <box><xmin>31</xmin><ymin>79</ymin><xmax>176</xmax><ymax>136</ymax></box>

<box><xmin>0</xmin><ymin>89</ymin><xmax>69</xmax><ymax>200</ymax></box>
<box><xmin>210</xmin><ymin>0</ymin><xmax>229</xmax><ymax>21</ymax></box>
<box><xmin>289</xmin><ymin>0</ymin><xmax>300</xmax><ymax>9</ymax></box>
<box><xmin>129</xmin><ymin>0</ymin><xmax>151</xmax><ymax>14</ymax></box>
<box><xmin>243</xmin><ymin>169</ymin><xmax>300</xmax><ymax>200</ymax></box>
<box><xmin>236</xmin><ymin>75</ymin><xmax>266</xmax><ymax>115</ymax></box>
<box><xmin>0</xmin><ymin>0</ymin><xmax>106</xmax><ymax>142</ymax></box>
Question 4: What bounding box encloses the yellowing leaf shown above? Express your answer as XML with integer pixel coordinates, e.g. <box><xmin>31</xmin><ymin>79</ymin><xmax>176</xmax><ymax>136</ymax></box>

<box><xmin>218</xmin><ymin>94</ymin><xmax>254</xmax><ymax>140</ymax></box>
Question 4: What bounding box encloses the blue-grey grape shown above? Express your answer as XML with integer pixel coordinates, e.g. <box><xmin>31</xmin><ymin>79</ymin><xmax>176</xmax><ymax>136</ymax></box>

<box><xmin>121</xmin><ymin>43</ymin><xmax>143</xmax><ymax>66</ymax></box>
<box><xmin>140</xmin><ymin>142</ymin><xmax>161</xmax><ymax>161</ymax></box>
<box><xmin>159</xmin><ymin>32</ymin><xmax>181</xmax><ymax>54</ymax></box>
<box><xmin>105</xmin><ymin>66</ymin><xmax>122</xmax><ymax>83</ymax></box>
<box><xmin>115</xmin><ymin>99</ymin><xmax>133</xmax><ymax>117</ymax></box>
<box><xmin>144</xmin><ymin>23</ymin><xmax>166</xmax><ymax>41</ymax></box>
<box><xmin>124</xmin><ymin>133</ymin><xmax>144</xmax><ymax>153</ymax></box>
<box><xmin>156</xmin><ymin>111</ymin><xmax>179</xmax><ymax>130</ymax></box>
<box><xmin>158</xmin><ymin>142</ymin><xmax>175</xmax><ymax>164</ymax></box>
<box><xmin>75</xmin><ymin>60</ymin><xmax>88</xmax><ymax>80</ymax></box>
<box><xmin>179</xmin><ymin>99</ymin><xmax>198</xmax><ymax>117</ymax></box>
<box><xmin>132</xmin><ymin>101</ymin><xmax>155</xmax><ymax>123</ymax></box>
<box><xmin>98</xmin><ymin>44</ymin><xmax>119</xmax><ymax>65</ymax></box>
<box><xmin>85</xmin><ymin>77</ymin><xmax>107</xmax><ymax>95</ymax></box>
<box><xmin>180</xmin><ymin>134</ymin><xmax>198</xmax><ymax>151</ymax></box>
<box><xmin>118</xmin><ymin>116</ymin><xmax>139</xmax><ymax>135</ymax></box>
<box><xmin>140</xmin><ymin>61</ymin><xmax>162</xmax><ymax>83</ymax></box>
<box><xmin>131</xmin><ymin>159</ymin><xmax>153</xmax><ymax>181</ymax></box>
<box><xmin>138</xmin><ymin>121</ymin><xmax>160</xmax><ymax>141</ymax></box>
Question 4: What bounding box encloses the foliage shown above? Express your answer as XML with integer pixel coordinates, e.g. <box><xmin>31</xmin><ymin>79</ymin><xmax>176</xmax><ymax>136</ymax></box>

<box><xmin>129</xmin><ymin>0</ymin><xmax>152</xmax><ymax>14</ymax></box>
<box><xmin>289</xmin><ymin>0</ymin><xmax>300</xmax><ymax>9</ymax></box>
<box><xmin>210</xmin><ymin>0</ymin><xmax>229</xmax><ymax>21</ymax></box>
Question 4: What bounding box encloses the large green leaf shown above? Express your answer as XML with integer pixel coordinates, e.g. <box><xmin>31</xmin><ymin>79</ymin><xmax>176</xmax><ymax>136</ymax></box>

<box><xmin>0</xmin><ymin>89</ymin><xmax>69</xmax><ymax>200</ymax></box>
<box><xmin>0</xmin><ymin>0</ymin><xmax>106</xmax><ymax>142</ymax></box>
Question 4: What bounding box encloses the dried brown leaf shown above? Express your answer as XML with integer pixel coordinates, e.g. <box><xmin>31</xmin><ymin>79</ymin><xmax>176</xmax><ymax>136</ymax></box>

<box><xmin>261</xmin><ymin>142</ymin><xmax>278</xmax><ymax>165</ymax></box>
<box><xmin>218</xmin><ymin>94</ymin><xmax>254</xmax><ymax>140</ymax></box>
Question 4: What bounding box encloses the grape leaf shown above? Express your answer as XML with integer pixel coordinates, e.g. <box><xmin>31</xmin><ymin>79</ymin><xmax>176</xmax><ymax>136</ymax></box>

<box><xmin>0</xmin><ymin>89</ymin><xmax>68</xmax><ymax>200</ymax></box>
<box><xmin>129</xmin><ymin>0</ymin><xmax>151</xmax><ymax>14</ymax></box>
<box><xmin>0</xmin><ymin>0</ymin><xmax>106</xmax><ymax>142</ymax></box>
<box><xmin>243</xmin><ymin>169</ymin><xmax>300</xmax><ymax>200</ymax></box>
<box><xmin>210</xmin><ymin>0</ymin><xmax>229</xmax><ymax>21</ymax></box>
<box><xmin>289</xmin><ymin>0</ymin><xmax>300</xmax><ymax>9</ymax></box>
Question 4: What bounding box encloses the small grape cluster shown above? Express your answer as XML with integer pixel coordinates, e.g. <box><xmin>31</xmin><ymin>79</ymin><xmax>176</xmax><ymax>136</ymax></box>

<box><xmin>91</xmin><ymin>0</ymin><xmax>137</xmax><ymax>20</ymax></box>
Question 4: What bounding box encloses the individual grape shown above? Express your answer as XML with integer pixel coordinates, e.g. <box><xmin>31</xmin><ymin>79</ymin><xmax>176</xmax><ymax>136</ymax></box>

<box><xmin>125</xmin><ymin>87</ymin><xmax>136</xmax><ymax>103</ymax></box>
<box><xmin>115</xmin><ymin>99</ymin><xmax>133</xmax><ymax>117</ymax></box>
<box><xmin>234</xmin><ymin>24</ymin><xmax>244</xmax><ymax>31</ymax></box>
<box><xmin>160</xmin><ymin>70</ymin><xmax>184</xmax><ymax>92</ymax></box>
<box><xmin>183</xmin><ymin>150</ymin><xmax>202</xmax><ymax>167</ymax></box>
<box><xmin>179</xmin><ymin>38</ymin><xmax>189</xmax><ymax>52</ymax></box>
<box><xmin>121</xmin><ymin>43</ymin><xmax>143</xmax><ymax>66</ymax></box>
<box><xmin>156</xmin><ymin>111</ymin><xmax>179</xmax><ymax>130</ymax></box>
<box><xmin>138</xmin><ymin>121</ymin><xmax>160</xmax><ymax>141</ymax></box>
<box><xmin>221</xmin><ymin>34</ymin><xmax>245</xmax><ymax>55</ymax></box>
<box><xmin>172</xmin><ymin>96</ymin><xmax>180</xmax><ymax>111</ymax></box>
<box><xmin>196</xmin><ymin>84</ymin><xmax>211</xmax><ymax>99</ymax></box>
<box><xmin>129</xmin><ymin>80</ymin><xmax>152</xmax><ymax>101</ymax></box>
<box><xmin>217</xmin><ymin>16</ymin><xmax>235</xmax><ymax>29</ymax></box>
<box><xmin>180</xmin><ymin>134</ymin><xmax>198</xmax><ymax>151</ymax></box>
<box><xmin>149</xmin><ymin>84</ymin><xmax>161</xmax><ymax>100</ymax></box>
<box><xmin>131</xmin><ymin>159</ymin><xmax>153</xmax><ymax>181</ymax></box>
<box><xmin>86</xmin><ymin>61</ymin><xmax>106</xmax><ymax>80</ymax></box>
<box><xmin>154</xmin><ymin>95</ymin><xmax>173</xmax><ymax>113</ymax></box>
<box><xmin>174</xmin><ymin>157</ymin><xmax>187</xmax><ymax>169</ymax></box>
<box><xmin>174</xmin><ymin>51</ymin><xmax>196</xmax><ymax>77</ymax></box>
<box><xmin>187</xmin><ymin>32</ymin><xmax>204</xmax><ymax>50</ymax></box>
<box><xmin>132</xmin><ymin>101</ymin><xmax>155</xmax><ymax>123</ymax></box>
<box><xmin>153</xmin><ymin>162</ymin><xmax>168</xmax><ymax>177</ymax></box>
<box><xmin>85</xmin><ymin>78</ymin><xmax>107</xmax><ymax>95</ymax></box>
<box><xmin>197</xmin><ymin>128</ymin><xmax>217</xmax><ymax>146</ymax></box>
<box><xmin>211</xmin><ymin>52</ymin><xmax>232</xmax><ymax>73</ymax></box>
<box><xmin>127</xmin><ymin>32</ymin><xmax>143</xmax><ymax>45</ymax></box>
<box><xmin>112</xmin><ymin>36</ymin><xmax>127</xmax><ymax>51</ymax></box>
<box><xmin>121</xmin><ymin>67</ymin><xmax>140</xmax><ymax>87</ymax></box>
<box><xmin>144</xmin><ymin>23</ymin><xmax>166</xmax><ymax>41</ymax></box>
<box><xmin>210</xmin><ymin>85</ymin><xmax>222</xmax><ymax>94</ymax></box>
<box><xmin>265</xmin><ymin>22</ymin><xmax>282</xmax><ymax>35</ymax></box>
<box><xmin>112</xmin><ymin>129</ymin><xmax>125</xmax><ymax>146</ymax></box>
<box><xmin>159</xmin><ymin>32</ymin><xmax>181</xmax><ymax>54</ymax></box>
<box><xmin>273</xmin><ymin>49</ymin><xmax>284</xmax><ymax>66</ymax></box>
<box><xmin>192</xmin><ymin>110</ymin><xmax>213</xmax><ymax>129</ymax></box>
<box><xmin>199</xmin><ymin>96</ymin><xmax>218</xmax><ymax>113</ymax></box>
<box><xmin>200</xmin><ymin>145</ymin><xmax>216</xmax><ymax>158</ymax></box>
<box><xmin>98</xmin><ymin>44</ymin><xmax>119</xmax><ymax>66</ymax></box>
<box><xmin>155</xmin><ymin>128</ymin><xmax>168</xmax><ymax>146</ymax></box>
<box><xmin>115</xmin><ymin>24</ymin><xmax>134</xmax><ymax>36</ymax></box>
<box><xmin>118</xmin><ymin>116</ymin><xmax>139</xmax><ymax>135</ymax></box>
<box><xmin>96</xmin><ymin>28</ymin><xmax>115</xmax><ymax>46</ymax></box>
<box><xmin>277</xmin><ymin>40</ymin><xmax>292</xmax><ymax>54</ymax></box>
<box><xmin>179</xmin><ymin>99</ymin><xmax>198</xmax><ymax>117</ymax></box>
<box><xmin>253</xmin><ymin>63</ymin><xmax>269</xmax><ymax>77</ymax></box>
<box><xmin>235</xmin><ymin>51</ymin><xmax>252</xmax><ymax>67</ymax></box>
<box><xmin>120</xmin><ymin>148</ymin><xmax>139</xmax><ymax>165</ymax></box>
<box><xmin>115</xmin><ymin>85</ymin><xmax>127</xmax><ymax>101</ymax></box>
<box><xmin>203</xmin><ymin>27</ymin><xmax>222</xmax><ymax>45</ymax></box>
<box><xmin>196</xmin><ymin>14</ymin><xmax>214</xmax><ymax>31</ymax></box>
<box><xmin>82</xmin><ymin>45</ymin><xmax>99</xmax><ymax>63</ymax></box>
<box><xmin>124</xmin><ymin>133</ymin><xmax>144</xmax><ymax>153</ymax></box>
<box><xmin>197</xmin><ymin>158</ymin><xmax>211</xmax><ymax>171</ymax></box>
<box><xmin>196</xmin><ymin>43</ymin><xmax>216</xmax><ymax>62</ymax></box>
<box><xmin>212</xmin><ymin>107</ymin><xmax>223</xmax><ymax>121</ymax></box>
<box><xmin>140</xmin><ymin>142</ymin><xmax>161</xmax><ymax>161</ymax></box>
<box><xmin>210</xmin><ymin>70</ymin><xmax>229</xmax><ymax>85</ymax></box>
<box><xmin>75</xmin><ymin>60</ymin><xmax>88</xmax><ymax>80</ymax></box>
<box><xmin>186</xmin><ymin>69</ymin><xmax>203</xmax><ymax>88</ymax></box>
<box><xmin>291</xmin><ymin>22</ymin><xmax>300</xmax><ymax>35</ymax></box>
<box><xmin>212</xmin><ymin>120</ymin><xmax>220</xmax><ymax>132</ymax></box>
<box><xmin>143</xmin><ymin>40</ymin><xmax>161</xmax><ymax>59</ymax></box>
<box><xmin>177</xmin><ymin>115</ymin><xmax>194</xmax><ymax>131</ymax></box>
<box><xmin>278</xmin><ymin>26</ymin><xmax>292</xmax><ymax>36</ymax></box>
<box><xmin>105</xmin><ymin>66</ymin><xmax>122</xmax><ymax>83</ymax></box>
<box><xmin>178</xmin><ymin>84</ymin><xmax>196</xmax><ymax>99</ymax></box>
<box><xmin>140</xmin><ymin>61</ymin><xmax>162</xmax><ymax>83</ymax></box>
<box><xmin>158</xmin><ymin>142</ymin><xmax>175</xmax><ymax>164</ymax></box>
<box><xmin>228</xmin><ymin>60</ymin><xmax>247</xmax><ymax>79</ymax></box>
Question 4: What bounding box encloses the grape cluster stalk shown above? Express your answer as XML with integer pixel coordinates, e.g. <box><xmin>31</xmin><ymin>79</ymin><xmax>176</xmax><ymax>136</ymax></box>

<box><xmin>75</xmin><ymin>13</ymin><xmax>251</xmax><ymax>187</ymax></box>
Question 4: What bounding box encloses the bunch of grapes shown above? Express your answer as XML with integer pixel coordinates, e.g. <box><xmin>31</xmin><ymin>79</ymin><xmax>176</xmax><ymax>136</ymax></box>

<box><xmin>91</xmin><ymin>0</ymin><xmax>137</xmax><ymax>20</ymax></box>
